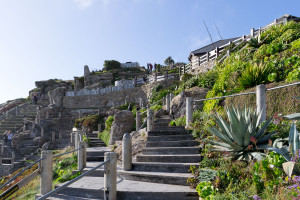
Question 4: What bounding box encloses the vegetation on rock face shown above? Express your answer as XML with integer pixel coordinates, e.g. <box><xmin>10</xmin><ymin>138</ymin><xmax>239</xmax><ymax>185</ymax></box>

<box><xmin>202</xmin><ymin>21</ymin><xmax>300</xmax><ymax>113</ymax></box>
<box><xmin>74</xmin><ymin>114</ymin><xmax>104</xmax><ymax>132</ymax></box>
<box><xmin>98</xmin><ymin>115</ymin><xmax>114</xmax><ymax>146</ymax></box>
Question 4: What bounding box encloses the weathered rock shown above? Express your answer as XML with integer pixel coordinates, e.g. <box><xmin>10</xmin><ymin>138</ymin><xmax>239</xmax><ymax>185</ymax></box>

<box><xmin>170</xmin><ymin>87</ymin><xmax>208</xmax><ymax>119</ymax></box>
<box><xmin>42</xmin><ymin>141</ymin><xmax>55</xmax><ymax>150</ymax></box>
<box><xmin>84</xmin><ymin>73</ymin><xmax>113</xmax><ymax>89</ymax></box>
<box><xmin>35</xmin><ymin>79</ymin><xmax>73</xmax><ymax>95</ymax></box>
<box><xmin>48</xmin><ymin>87</ymin><xmax>67</xmax><ymax>107</ymax></box>
<box><xmin>34</xmin><ymin>137</ymin><xmax>48</xmax><ymax>148</ymax></box>
<box><xmin>109</xmin><ymin>110</ymin><xmax>134</xmax><ymax>145</ymax></box>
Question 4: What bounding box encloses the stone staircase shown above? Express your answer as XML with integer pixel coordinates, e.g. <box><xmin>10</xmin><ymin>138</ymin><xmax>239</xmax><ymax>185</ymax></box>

<box><xmin>46</xmin><ymin>115</ymin><xmax>200</xmax><ymax>200</ymax></box>
<box><xmin>86</xmin><ymin>132</ymin><xmax>106</xmax><ymax>148</ymax></box>
<box><xmin>0</xmin><ymin>104</ymin><xmax>37</xmax><ymax>135</ymax></box>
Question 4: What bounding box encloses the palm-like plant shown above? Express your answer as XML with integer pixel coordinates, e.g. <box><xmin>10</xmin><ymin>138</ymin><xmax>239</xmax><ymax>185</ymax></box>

<box><xmin>206</xmin><ymin>106</ymin><xmax>275</xmax><ymax>161</ymax></box>
<box><xmin>164</xmin><ymin>56</ymin><xmax>175</xmax><ymax>66</ymax></box>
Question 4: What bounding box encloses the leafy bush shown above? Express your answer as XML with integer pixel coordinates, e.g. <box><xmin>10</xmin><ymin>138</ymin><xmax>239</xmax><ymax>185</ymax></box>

<box><xmin>238</xmin><ymin>62</ymin><xmax>272</xmax><ymax>89</ymax></box>
<box><xmin>196</xmin><ymin>181</ymin><xmax>217</xmax><ymax>199</ymax></box>
<box><xmin>105</xmin><ymin>116</ymin><xmax>114</xmax><ymax>130</ymax></box>
<box><xmin>53</xmin><ymin>154</ymin><xmax>80</xmax><ymax>183</ymax></box>
<box><xmin>98</xmin><ymin>130</ymin><xmax>110</xmax><ymax>146</ymax></box>
<box><xmin>169</xmin><ymin>115</ymin><xmax>186</xmax><ymax>126</ymax></box>
<box><xmin>103</xmin><ymin>60</ymin><xmax>121</xmax><ymax>71</ymax></box>
<box><xmin>181</xmin><ymin>73</ymin><xmax>194</xmax><ymax>82</ymax></box>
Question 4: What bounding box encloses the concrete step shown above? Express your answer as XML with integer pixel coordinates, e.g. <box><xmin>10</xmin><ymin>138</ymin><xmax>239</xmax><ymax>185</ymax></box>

<box><xmin>54</xmin><ymin>176</ymin><xmax>197</xmax><ymax>200</ymax></box>
<box><xmin>148</xmin><ymin>130</ymin><xmax>187</xmax><ymax>136</ymax></box>
<box><xmin>136</xmin><ymin>154</ymin><xmax>202</xmax><ymax>163</ymax></box>
<box><xmin>147</xmin><ymin>135</ymin><xmax>194</xmax><ymax>141</ymax></box>
<box><xmin>146</xmin><ymin>140</ymin><xmax>198</xmax><ymax>147</ymax></box>
<box><xmin>119</xmin><ymin>170</ymin><xmax>192</xmax><ymax>186</ymax></box>
<box><xmin>87</xmin><ymin>156</ymin><xmax>104</xmax><ymax>162</ymax></box>
<box><xmin>154</xmin><ymin>126</ymin><xmax>185</xmax><ymax>131</ymax></box>
<box><xmin>142</xmin><ymin>147</ymin><xmax>201</xmax><ymax>155</ymax></box>
<box><xmin>39</xmin><ymin>194</ymin><xmax>99</xmax><ymax>200</ymax></box>
<box><xmin>132</xmin><ymin>162</ymin><xmax>199</xmax><ymax>173</ymax></box>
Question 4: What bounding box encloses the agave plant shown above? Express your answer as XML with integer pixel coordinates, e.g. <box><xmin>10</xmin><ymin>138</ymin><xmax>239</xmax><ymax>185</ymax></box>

<box><xmin>206</xmin><ymin>106</ymin><xmax>275</xmax><ymax>161</ymax></box>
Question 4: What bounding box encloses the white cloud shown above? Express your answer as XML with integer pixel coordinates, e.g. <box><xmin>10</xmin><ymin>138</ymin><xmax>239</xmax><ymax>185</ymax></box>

<box><xmin>73</xmin><ymin>0</ymin><xmax>94</xmax><ymax>9</ymax></box>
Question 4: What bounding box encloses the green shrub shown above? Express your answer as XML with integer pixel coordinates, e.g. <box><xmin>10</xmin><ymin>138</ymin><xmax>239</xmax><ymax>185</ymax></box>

<box><xmin>170</xmin><ymin>115</ymin><xmax>186</xmax><ymax>126</ymax></box>
<box><xmin>238</xmin><ymin>62</ymin><xmax>272</xmax><ymax>89</ymax></box>
<box><xmin>82</xmin><ymin>114</ymin><xmax>103</xmax><ymax>132</ymax></box>
<box><xmin>105</xmin><ymin>116</ymin><xmax>114</xmax><ymax>130</ymax></box>
<box><xmin>196</xmin><ymin>181</ymin><xmax>217</xmax><ymax>199</ymax></box>
<box><xmin>53</xmin><ymin>154</ymin><xmax>80</xmax><ymax>183</ymax></box>
<box><xmin>291</xmin><ymin>38</ymin><xmax>300</xmax><ymax>49</ymax></box>
<box><xmin>98</xmin><ymin>130</ymin><xmax>110</xmax><ymax>146</ymax></box>
<box><xmin>181</xmin><ymin>73</ymin><xmax>194</xmax><ymax>82</ymax></box>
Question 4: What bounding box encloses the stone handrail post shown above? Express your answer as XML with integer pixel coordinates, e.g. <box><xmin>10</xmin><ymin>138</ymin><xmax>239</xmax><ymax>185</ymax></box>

<box><xmin>136</xmin><ymin>111</ymin><xmax>141</xmax><ymax>131</ymax></box>
<box><xmin>166</xmin><ymin>94</ymin><xmax>171</xmax><ymax>114</ymax></box>
<box><xmin>186</xmin><ymin>97</ymin><xmax>193</xmax><ymax>128</ymax></box>
<box><xmin>1</xmin><ymin>140</ymin><xmax>4</xmax><ymax>154</ymax></box>
<box><xmin>104</xmin><ymin>152</ymin><xmax>117</xmax><ymax>200</ymax></box>
<box><xmin>122</xmin><ymin>133</ymin><xmax>132</xmax><ymax>171</ymax></box>
<box><xmin>250</xmin><ymin>28</ymin><xmax>255</xmax><ymax>37</ymax></box>
<box><xmin>147</xmin><ymin>109</ymin><xmax>154</xmax><ymax>132</ymax></box>
<box><xmin>11</xmin><ymin>152</ymin><xmax>15</xmax><ymax>169</ymax></box>
<box><xmin>52</xmin><ymin>131</ymin><xmax>55</xmax><ymax>142</ymax></box>
<box><xmin>74</xmin><ymin>131</ymin><xmax>80</xmax><ymax>150</ymax></box>
<box><xmin>41</xmin><ymin>127</ymin><xmax>44</xmax><ymax>137</ymax></box>
<box><xmin>78</xmin><ymin>141</ymin><xmax>85</xmax><ymax>171</ymax></box>
<box><xmin>256</xmin><ymin>84</ymin><xmax>266</xmax><ymax>125</ymax></box>
<box><xmin>39</xmin><ymin>150</ymin><xmax>53</xmax><ymax>195</ymax></box>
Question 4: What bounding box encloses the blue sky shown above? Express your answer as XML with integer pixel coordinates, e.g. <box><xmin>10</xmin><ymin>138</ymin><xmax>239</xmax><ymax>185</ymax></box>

<box><xmin>0</xmin><ymin>0</ymin><xmax>299</xmax><ymax>104</ymax></box>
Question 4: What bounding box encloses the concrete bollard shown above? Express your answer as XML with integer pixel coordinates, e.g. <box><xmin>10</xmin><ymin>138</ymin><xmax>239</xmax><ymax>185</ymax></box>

<box><xmin>75</xmin><ymin>131</ymin><xmax>79</xmax><ymax>150</ymax></box>
<box><xmin>186</xmin><ymin>97</ymin><xmax>193</xmax><ymax>128</ymax></box>
<box><xmin>52</xmin><ymin>131</ymin><xmax>55</xmax><ymax>142</ymax></box>
<box><xmin>122</xmin><ymin>133</ymin><xmax>132</xmax><ymax>171</ymax></box>
<box><xmin>39</xmin><ymin>150</ymin><xmax>53</xmax><ymax>195</ymax></box>
<box><xmin>166</xmin><ymin>94</ymin><xmax>171</xmax><ymax>114</ymax></box>
<box><xmin>256</xmin><ymin>84</ymin><xmax>266</xmax><ymax>125</ymax></box>
<box><xmin>41</xmin><ymin>127</ymin><xmax>44</xmax><ymax>137</ymax></box>
<box><xmin>104</xmin><ymin>152</ymin><xmax>117</xmax><ymax>200</ymax></box>
<box><xmin>78</xmin><ymin>141</ymin><xmax>85</xmax><ymax>171</ymax></box>
<box><xmin>11</xmin><ymin>152</ymin><xmax>15</xmax><ymax>169</ymax></box>
<box><xmin>147</xmin><ymin>109</ymin><xmax>154</xmax><ymax>132</ymax></box>
<box><xmin>136</xmin><ymin>111</ymin><xmax>141</xmax><ymax>131</ymax></box>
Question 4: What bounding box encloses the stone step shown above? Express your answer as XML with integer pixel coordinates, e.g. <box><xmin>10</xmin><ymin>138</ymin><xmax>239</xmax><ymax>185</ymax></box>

<box><xmin>54</xmin><ymin>176</ymin><xmax>197</xmax><ymax>200</ymax></box>
<box><xmin>147</xmin><ymin>135</ymin><xmax>194</xmax><ymax>141</ymax></box>
<box><xmin>39</xmin><ymin>194</ymin><xmax>99</xmax><ymax>200</ymax></box>
<box><xmin>154</xmin><ymin>126</ymin><xmax>185</xmax><ymax>131</ymax></box>
<box><xmin>148</xmin><ymin>130</ymin><xmax>187</xmax><ymax>136</ymax></box>
<box><xmin>146</xmin><ymin>140</ymin><xmax>198</xmax><ymax>147</ymax></box>
<box><xmin>87</xmin><ymin>156</ymin><xmax>104</xmax><ymax>162</ymax></box>
<box><xmin>132</xmin><ymin>162</ymin><xmax>199</xmax><ymax>173</ymax></box>
<box><xmin>142</xmin><ymin>147</ymin><xmax>201</xmax><ymax>155</ymax></box>
<box><xmin>136</xmin><ymin>154</ymin><xmax>202</xmax><ymax>163</ymax></box>
<box><xmin>119</xmin><ymin>170</ymin><xmax>192</xmax><ymax>186</ymax></box>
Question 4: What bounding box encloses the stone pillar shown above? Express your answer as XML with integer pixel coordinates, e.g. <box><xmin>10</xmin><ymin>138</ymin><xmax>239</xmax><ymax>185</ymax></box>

<box><xmin>104</xmin><ymin>152</ymin><xmax>117</xmax><ymax>200</ymax></box>
<box><xmin>46</xmin><ymin>111</ymin><xmax>49</xmax><ymax>119</ymax></box>
<box><xmin>166</xmin><ymin>94</ymin><xmax>170</xmax><ymax>114</ymax></box>
<box><xmin>98</xmin><ymin>124</ymin><xmax>102</xmax><ymax>132</ymax></box>
<box><xmin>206</xmin><ymin>52</ymin><xmax>209</xmax><ymax>62</ymax></box>
<box><xmin>83</xmin><ymin>141</ymin><xmax>87</xmax><ymax>168</ymax></box>
<box><xmin>6</xmin><ymin>111</ymin><xmax>8</xmax><ymax>119</ymax></box>
<box><xmin>75</xmin><ymin>131</ymin><xmax>79</xmax><ymax>150</ymax></box>
<box><xmin>147</xmin><ymin>109</ymin><xmax>154</xmax><ymax>132</ymax></box>
<box><xmin>136</xmin><ymin>111</ymin><xmax>141</xmax><ymax>131</ymax></box>
<box><xmin>11</xmin><ymin>152</ymin><xmax>15</xmax><ymax>168</ymax></box>
<box><xmin>186</xmin><ymin>97</ymin><xmax>193</xmax><ymax>127</ymax></box>
<box><xmin>41</xmin><ymin>127</ymin><xmax>44</xmax><ymax>137</ymax></box>
<box><xmin>256</xmin><ymin>84</ymin><xmax>266</xmax><ymax>125</ymax></box>
<box><xmin>109</xmin><ymin>85</ymin><xmax>112</xmax><ymax>93</ymax></box>
<box><xmin>179</xmin><ymin>65</ymin><xmax>182</xmax><ymax>77</ymax></box>
<box><xmin>274</xmin><ymin>18</ymin><xmax>278</xmax><ymax>25</ymax></box>
<box><xmin>59</xmin><ymin>132</ymin><xmax>63</xmax><ymax>139</ymax></box>
<box><xmin>52</xmin><ymin>131</ymin><xmax>55</xmax><ymax>142</ymax></box>
<box><xmin>78</xmin><ymin>110</ymin><xmax>81</xmax><ymax>119</ymax></box>
<box><xmin>250</xmin><ymin>28</ymin><xmax>255</xmax><ymax>37</ymax></box>
<box><xmin>39</xmin><ymin>150</ymin><xmax>53</xmax><ymax>195</ymax></box>
<box><xmin>70</xmin><ymin>132</ymin><xmax>75</xmax><ymax>146</ymax></box>
<box><xmin>122</xmin><ymin>133</ymin><xmax>132</xmax><ymax>171</ymax></box>
<box><xmin>58</xmin><ymin>112</ymin><xmax>62</xmax><ymax>119</ymax></box>
<box><xmin>242</xmin><ymin>35</ymin><xmax>246</xmax><ymax>41</ymax></box>
<box><xmin>134</xmin><ymin>77</ymin><xmax>137</xmax><ymax>87</ymax></box>
<box><xmin>78</xmin><ymin>141</ymin><xmax>85</xmax><ymax>171</ymax></box>
<box><xmin>154</xmin><ymin>73</ymin><xmax>157</xmax><ymax>82</ymax></box>
<box><xmin>183</xmin><ymin>65</ymin><xmax>186</xmax><ymax>74</ymax></box>
<box><xmin>32</xmin><ymin>122</ymin><xmax>36</xmax><ymax>130</ymax></box>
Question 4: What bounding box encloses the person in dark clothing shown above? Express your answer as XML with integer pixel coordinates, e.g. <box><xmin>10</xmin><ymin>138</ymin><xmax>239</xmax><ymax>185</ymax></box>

<box><xmin>128</xmin><ymin>103</ymin><xmax>132</xmax><ymax>111</ymax></box>
<box><xmin>33</xmin><ymin>95</ymin><xmax>38</xmax><ymax>105</ymax></box>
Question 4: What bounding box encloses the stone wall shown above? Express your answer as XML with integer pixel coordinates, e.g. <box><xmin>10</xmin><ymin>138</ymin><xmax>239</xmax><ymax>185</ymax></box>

<box><xmin>190</xmin><ymin>59</ymin><xmax>216</xmax><ymax>75</ymax></box>
<box><xmin>63</xmin><ymin>87</ymin><xmax>148</xmax><ymax>109</ymax></box>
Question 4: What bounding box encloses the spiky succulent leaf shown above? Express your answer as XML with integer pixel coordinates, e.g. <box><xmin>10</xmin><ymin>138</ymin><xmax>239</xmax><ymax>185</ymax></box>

<box><xmin>284</xmin><ymin>113</ymin><xmax>300</xmax><ymax>120</ymax></box>
<box><xmin>289</xmin><ymin>122</ymin><xmax>299</xmax><ymax>155</ymax></box>
<box><xmin>266</xmin><ymin>146</ymin><xmax>291</xmax><ymax>161</ymax></box>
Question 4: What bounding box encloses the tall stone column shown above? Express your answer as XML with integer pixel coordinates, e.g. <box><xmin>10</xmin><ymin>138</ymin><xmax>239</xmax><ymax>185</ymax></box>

<box><xmin>78</xmin><ymin>141</ymin><xmax>85</xmax><ymax>171</ymax></box>
<box><xmin>147</xmin><ymin>109</ymin><xmax>154</xmax><ymax>132</ymax></box>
